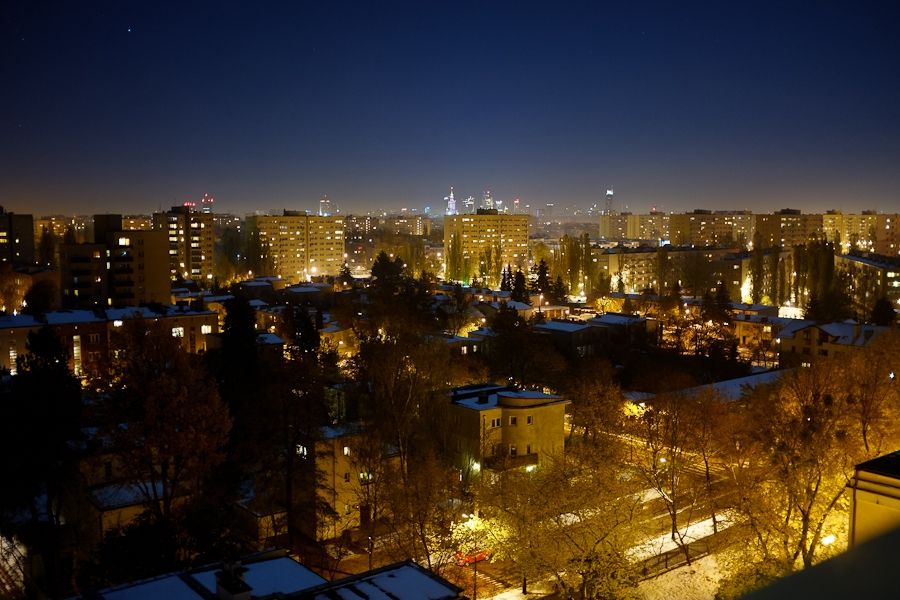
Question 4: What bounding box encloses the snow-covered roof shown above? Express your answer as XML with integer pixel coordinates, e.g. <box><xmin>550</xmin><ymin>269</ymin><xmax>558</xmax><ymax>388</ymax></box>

<box><xmin>256</xmin><ymin>333</ymin><xmax>284</xmax><ymax>345</ymax></box>
<box><xmin>99</xmin><ymin>574</ymin><xmax>197</xmax><ymax>600</ymax></box>
<box><xmin>453</xmin><ymin>387</ymin><xmax>566</xmax><ymax>411</ymax></box>
<box><xmin>535</xmin><ymin>320</ymin><xmax>591</xmax><ymax>333</ymax></box>
<box><xmin>248</xmin><ymin>299</ymin><xmax>268</xmax><ymax>308</ymax></box>
<box><xmin>191</xmin><ymin>557</ymin><xmax>325</xmax><ymax>596</ymax></box>
<box><xmin>590</xmin><ymin>313</ymin><xmax>645</xmax><ymax>327</ymax></box>
<box><xmin>308</xmin><ymin>560</ymin><xmax>462</xmax><ymax>599</ymax></box>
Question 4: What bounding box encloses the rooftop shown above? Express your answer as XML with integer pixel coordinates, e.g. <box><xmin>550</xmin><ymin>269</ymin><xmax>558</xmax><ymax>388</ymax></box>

<box><xmin>856</xmin><ymin>450</ymin><xmax>900</xmax><ymax>478</ymax></box>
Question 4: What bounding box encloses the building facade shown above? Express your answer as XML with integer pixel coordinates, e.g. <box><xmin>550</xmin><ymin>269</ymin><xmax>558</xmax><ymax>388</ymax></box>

<box><xmin>247</xmin><ymin>211</ymin><xmax>345</xmax><ymax>281</ymax></box>
<box><xmin>152</xmin><ymin>205</ymin><xmax>215</xmax><ymax>283</ymax></box>
<box><xmin>443</xmin><ymin>210</ymin><xmax>529</xmax><ymax>282</ymax></box>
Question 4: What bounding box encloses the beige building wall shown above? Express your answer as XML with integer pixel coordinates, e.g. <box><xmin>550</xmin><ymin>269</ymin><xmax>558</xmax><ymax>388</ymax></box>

<box><xmin>443</xmin><ymin>213</ymin><xmax>529</xmax><ymax>273</ymax></box>
<box><xmin>849</xmin><ymin>459</ymin><xmax>900</xmax><ymax>547</ymax></box>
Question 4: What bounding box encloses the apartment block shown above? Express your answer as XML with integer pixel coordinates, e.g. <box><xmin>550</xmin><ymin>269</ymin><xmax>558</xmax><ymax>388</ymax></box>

<box><xmin>152</xmin><ymin>205</ymin><xmax>215</xmax><ymax>283</ymax></box>
<box><xmin>59</xmin><ymin>215</ymin><xmax>169</xmax><ymax>308</ymax></box>
<box><xmin>0</xmin><ymin>207</ymin><xmax>35</xmax><ymax>266</ymax></box>
<box><xmin>443</xmin><ymin>210</ymin><xmax>529</xmax><ymax>281</ymax></box>
<box><xmin>247</xmin><ymin>211</ymin><xmax>345</xmax><ymax>281</ymax></box>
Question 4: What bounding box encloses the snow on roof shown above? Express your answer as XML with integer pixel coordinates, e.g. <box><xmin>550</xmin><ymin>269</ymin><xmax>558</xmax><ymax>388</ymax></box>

<box><xmin>286</xmin><ymin>286</ymin><xmax>322</xmax><ymax>293</ymax></box>
<box><xmin>190</xmin><ymin>557</ymin><xmax>325</xmax><ymax>596</ymax></box>
<box><xmin>99</xmin><ymin>574</ymin><xmax>199</xmax><ymax>600</ymax></box>
<box><xmin>90</xmin><ymin>482</ymin><xmax>164</xmax><ymax>510</ymax></box>
<box><xmin>819</xmin><ymin>322</ymin><xmax>886</xmax><ymax>346</ymax></box>
<box><xmin>248</xmin><ymin>299</ymin><xmax>268</xmax><ymax>307</ymax></box>
<box><xmin>310</xmin><ymin>561</ymin><xmax>460</xmax><ymax>600</ymax></box>
<box><xmin>241</xmin><ymin>280</ymin><xmax>273</xmax><ymax>287</ymax></box>
<box><xmin>453</xmin><ymin>387</ymin><xmax>564</xmax><ymax>411</ymax></box>
<box><xmin>630</xmin><ymin>370</ymin><xmax>789</xmax><ymax>404</ymax></box>
<box><xmin>490</xmin><ymin>300</ymin><xmax>531</xmax><ymax>311</ymax></box>
<box><xmin>590</xmin><ymin>313</ymin><xmax>645</xmax><ymax>326</ymax></box>
<box><xmin>256</xmin><ymin>333</ymin><xmax>284</xmax><ymax>345</ymax></box>
<box><xmin>535</xmin><ymin>320</ymin><xmax>590</xmax><ymax>333</ymax></box>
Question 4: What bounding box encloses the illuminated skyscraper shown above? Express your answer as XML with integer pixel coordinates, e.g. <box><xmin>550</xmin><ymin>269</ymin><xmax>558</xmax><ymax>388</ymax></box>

<box><xmin>445</xmin><ymin>187</ymin><xmax>456</xmax><ymax>215</ymax></box>
<box><xmin>319</xmin><ymin>195</ymin><xmax>334</xmax><ymax>217</ymax></box>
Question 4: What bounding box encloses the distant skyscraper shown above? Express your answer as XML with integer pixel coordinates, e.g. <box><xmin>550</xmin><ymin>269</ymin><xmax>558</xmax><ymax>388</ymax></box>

<box><xmin>482</xmin><ymin>190</ymin><xmax>494</xmax><ymax>210</ymax></box>
<box><xmin>445</xmin><ymin>187</ymin><xmax>456</xmax><ymax>215</ymax></box>
<box><xmin>319</xmin><ymin>195</ymin><xmax>334</xmax><ymax>217</ymax></box>
<box><xmin>463</xmin><ymin>195</ymin><xmax>475</xmax><ymax>213</ymax></box>
<box><xmin>604</xmin><ymin>189</ymin><xmax>615</xmax><ymax>216</ymax></box>
<box><xmin>200</xmin><ymin>192</ymin><xmax>214</xmax><ymax>214</ymax></box>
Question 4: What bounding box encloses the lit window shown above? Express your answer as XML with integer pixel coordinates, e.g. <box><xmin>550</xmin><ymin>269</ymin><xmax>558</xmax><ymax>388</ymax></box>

<box><xmin>343</xmin><ymin>446</ymin><xmax>351</xmax><ymax>456</ymax></box>
<box><xmin>201</xmin><ymin>324</ymin><xmax>212</xmax><ymax>334</ymax></box>
<box><xmin>171</xmin><ymin>327</ymin><xmax>185</xmax><ymax>338</ymax></box>
<box><xmin>295</xmin><ymin>444</ymin><xmax>308</xmax><ymax>458</ymax></box>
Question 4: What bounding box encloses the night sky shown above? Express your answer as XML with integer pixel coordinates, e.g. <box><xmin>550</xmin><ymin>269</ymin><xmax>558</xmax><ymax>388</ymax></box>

<box><xmin>2</xmin><ymin>1</ymin><xmax>899</xmax><ymax>216</ymax></box>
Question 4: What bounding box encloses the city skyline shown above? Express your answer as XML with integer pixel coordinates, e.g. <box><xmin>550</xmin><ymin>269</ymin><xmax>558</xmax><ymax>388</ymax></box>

<box><xmin>2</xmin><ymin>2</ymin><xmax>900</xmax><ymax>216</ymax></box>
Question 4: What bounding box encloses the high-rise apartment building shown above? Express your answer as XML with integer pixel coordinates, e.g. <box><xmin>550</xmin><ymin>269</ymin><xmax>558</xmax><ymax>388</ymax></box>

<box><xmin>60</xmin><ymin>214</ymin><xmax>169</xmax><ymax>308</ymax></box>
<box><xmin>152</xmin><ymin>205</ymin><xmax>215</xmax><ymax>282</ymax></box>
<box><xmin>0</xmin><ymin>207</ymin><xmax>35</xmax><ymax>266</ymax></box>
<box><xmin>875</xmin><ymin>214</ymin><xmax>900</xmax><ymax>256</ymax></box>
<box><xmin>382</xmin><ymin>215</ymin><xmax>431</xmax><ymax>237</ymax></box>
<box><xmin>246</xmin><ymin>211</ymin><xmax>345</xmax><ymax>281</ymax></box>
<box><xmin>443</xmin><ymin>210</ymin><xmax>529</xmax><ymax>282</ymax></box>
<box><xmin>754</xmin><ymin>209</ymin><xmax>823</xmax><ymax>248</ymax></box>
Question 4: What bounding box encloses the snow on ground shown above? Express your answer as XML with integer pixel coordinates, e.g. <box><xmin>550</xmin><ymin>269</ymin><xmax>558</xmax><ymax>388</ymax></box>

<box><xmin>627</xmin><ymin>511</ymin><xmax>735</xmax><ymax>560</ymax></box>
<box><xmin>637</xmin><ymin>553</ymin><xmax>722</xmax><ymax>600</ymax></box>
<box><xmin>487</xmin><ymin>583</ymin><xmax>555</xmax><ymax>600</ymax></box>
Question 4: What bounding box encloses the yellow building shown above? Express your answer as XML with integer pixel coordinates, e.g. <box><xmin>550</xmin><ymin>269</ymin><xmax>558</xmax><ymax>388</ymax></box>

<box><xmin>447</xmin><ymin>384</ymin><xmax>570</xmax><ymax>474</ymax></box>
<box><xmin>443</xmin><ymin>211</ymin><xmax>529</xmax><ymax>282</ymax></box>
<box><xmin>848</xmin><ymin>451</ymin><xmax>900</xmax><ymax>547</ymax></box>
<box><xmin>248</xmin><ymin>212</ymin><xmax>345</xmax><ymax>281</ymax></box>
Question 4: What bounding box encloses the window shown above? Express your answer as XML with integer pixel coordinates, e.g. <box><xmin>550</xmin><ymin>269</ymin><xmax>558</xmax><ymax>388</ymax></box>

<box><xmin>113</xmin><ymin>319</ymin><xmax>123</xmax><ymax>327</ymax></box>
<box><xmin>510</xmin><ymin>445</ymin><xmax>517</xmax><ymax>457</ymax></box>
<box><xmin>509</xmin><ymin>416</ymin><xmax>518</xmax><ymax>426</ymax></box>
<box><xmin>490</xmin><ymin>418</ymin><xmax>501</xmax><ymax>428</ymax></box>
<box><xmin>295</xmin><ymin>444</ymin><xmax>308</xmax><ymax>458</ymax></box>
<box><xmin>527</xmin><ymin>415</ymin><xmax>533</xmax><ymax>425</ymax></box>
<box><xmin>171</xmin><ymin>326</ymin><xmax>185</xmax><ymax>338</ymax></box>
<box><xmin>526</xmin><ymin>444</ymin><xmax>533</xmax><ymax>454</ymax></box>
<box><xmin>343</xmin><ymin>446</ymin><xmax>351</xmax><ymax>456</ymax></box>
<box><xmin>344</xmin><ymin>472</ymin><xmax>350</xmax><ymax>482</ymax></box>
<box><xmin>201</xmin><ymin>324</ymin><xmax>212</xmax><ymax>334</ymax></box>
<box><xmin>88</xmin><ymin>333</ymin><xmax>100</xmax><ymax>344</ymax></box>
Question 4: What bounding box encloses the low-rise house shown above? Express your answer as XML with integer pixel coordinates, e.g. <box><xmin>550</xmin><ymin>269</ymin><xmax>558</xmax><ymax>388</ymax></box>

<box><xmin>448</xmin><ymin>384</ymin><xmax>570</xmax><ymax>475</ymax></box>
<box><xmin>778</xmin><ymin>321</ymin><xmax>888</xmax><ymax>367</ymax></box>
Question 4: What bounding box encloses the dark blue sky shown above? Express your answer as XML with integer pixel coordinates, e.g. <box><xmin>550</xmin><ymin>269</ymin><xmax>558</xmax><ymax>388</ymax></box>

<box><xmin>2</xmin><ymin>1</ymin><xmax>899</xmax><ymax>216</ymax></box>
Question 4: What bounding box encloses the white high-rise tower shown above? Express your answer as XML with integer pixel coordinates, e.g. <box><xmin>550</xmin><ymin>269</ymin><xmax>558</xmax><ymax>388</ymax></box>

<box><xmin>445</xmin><ymin>187</ymin><xmax>456</xmax><ymax>215</ymax></box>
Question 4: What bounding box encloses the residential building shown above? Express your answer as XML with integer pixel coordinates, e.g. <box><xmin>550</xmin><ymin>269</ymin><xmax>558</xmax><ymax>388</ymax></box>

<box><xmin>754</xmin><ymin>209</ymin><xmax>823</xmax><ymax>248</ymax></box>
<box><xmin>778</xmin><ymin>322</ymin><xmax>888</xmax><ymax>368</ymax></box>
<box><xmin>59</xmin><ymin>214</ymin><xmax>169</xmax><ymax>308</ymax></box>
<box><xmin>121</xmin><ymin>215</ymin><xmax>153</xmax><ymax>230</ymax></box>
<box><xmin>848</xmin><ymin>451</ymin><xmax>900</xmax><ymax>548</ymax></box>
<box><xmin>382</xmin><ymin>214</ymin><xmax>431</xmax><ymax>236</ymax></box>
<box><xmin>598</xmin><ymin>213</ymin><xmax>631</xmax><ymax>241</ymax></box>
<box><xmin>443</xmin><ymin>210</ymin><xmax>529</xmax><ymax>282</ymax></box>
<box><xmin>0</xmin><ymin>305</ymin><xmax>218</xmax><ymax>377</ymax></box>
<box><xmin>448</xmin><ymin>384</ymin><xmax>570</xmax><ymax>474</ymax></box>
<box><xmin>835</xmin><ymin>253</ymin><xmax>900</xmax><ymax>314</ymax></box>
<box><xmin>247</xmin><ymin>211</ymin><xmax>345</xmax><ymax>281</ymax></box>
<box><xmin>875</xmin><ymin>214</ymin><xmax>900</xmax><ymax>256</ymax></box>
<box><xmin>152</xmin><ymin>204</ymin><xmax>215</xmax><ymax>283</ymax></box>
<box><xmin>0</xmin><ymin>207</ymin><xmax>34</xmax><ymax>266</ymax></box>
<box><xmin>669</xmin><ymin>210</ymin><xmax>739</xmax><ymax>247</ymax></box>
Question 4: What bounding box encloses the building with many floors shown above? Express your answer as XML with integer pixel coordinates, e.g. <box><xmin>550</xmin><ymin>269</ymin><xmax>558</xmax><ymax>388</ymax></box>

<box><xmin>153</xmin><ymin>204</ymin><xmax>215</xmax><ymax>283</ymax></box>
<box><xmin>246</xmin><ymin>211</ymin><xmax>345</xmax><ymax>281</ymax></box>
<box><xmin>443</xmin><ymin>210</ymin><xmax>529</xmax><ymax>282</ymax></box>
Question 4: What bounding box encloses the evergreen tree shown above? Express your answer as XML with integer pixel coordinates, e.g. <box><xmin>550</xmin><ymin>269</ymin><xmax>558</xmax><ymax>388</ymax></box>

<box><xmin>870</xmin><ymin>296</ymin><xmax>896</xmax><ymax>326</ymax></box>
<box><xmin>511</xmin><ymin>269</ymin><xmax>529</xmax><ymax>303</ymax></box>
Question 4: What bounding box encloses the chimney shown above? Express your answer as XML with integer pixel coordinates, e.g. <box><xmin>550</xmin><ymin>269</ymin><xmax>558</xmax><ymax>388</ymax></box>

<box><xmin>215</xmin><ymin>562</ymin><xmax>251</xmax><ymax>600</ymax></box>
<box><xmin>477</xmin><ymin>391</ymin><xmax>489</xmax><ymax>404</ymax></box>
